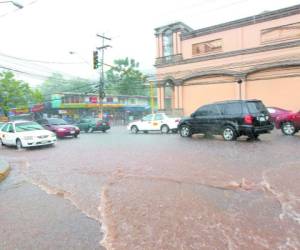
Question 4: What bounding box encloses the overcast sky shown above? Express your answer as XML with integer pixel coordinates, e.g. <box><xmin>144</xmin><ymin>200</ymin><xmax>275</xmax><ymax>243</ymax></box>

<box><xmin>0</xmin><ymin>0</ymin><xmax>299</xmax><ymax>86</ymax></box>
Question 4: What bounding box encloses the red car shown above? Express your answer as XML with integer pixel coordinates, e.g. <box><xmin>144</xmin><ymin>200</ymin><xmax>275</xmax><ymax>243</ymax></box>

<box><xmin>37</xmin><ymin>118</ymin><xmax>80</xmax><ymax>138</ymax></box>
<box><xmin>267</xmin><ymin>107</ymin><xmax>300</xmax><ymax>135</ymax></box>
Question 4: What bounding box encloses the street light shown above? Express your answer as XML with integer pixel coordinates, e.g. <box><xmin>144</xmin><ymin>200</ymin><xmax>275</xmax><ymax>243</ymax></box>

<box><xmin>0</xmin><ymin>1</ymin><xmax>23</xmax><ymax>9</ymax></box>
<box><xmin>69</xmin><ymin>51</ymin><xmax>91</xmax><ymax>66</ymax></box>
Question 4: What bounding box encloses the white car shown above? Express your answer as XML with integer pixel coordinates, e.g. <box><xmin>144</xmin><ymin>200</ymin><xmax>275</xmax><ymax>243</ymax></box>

<box><xmin>0</xmin><ymin>120</ymin><xmax>57</xmax><ymax>149</ymax></box>
<box><xmin>127</xmin><ymin>113</ymin><xmax>181</xmax><ymax>134</ymax></box>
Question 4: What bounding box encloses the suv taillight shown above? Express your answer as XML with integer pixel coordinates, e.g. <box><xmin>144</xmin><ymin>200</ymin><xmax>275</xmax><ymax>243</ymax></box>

<box><xmin>244</xmin><ymin>115</ymin><xmax>253</xmax><ymax>125</ymax></box>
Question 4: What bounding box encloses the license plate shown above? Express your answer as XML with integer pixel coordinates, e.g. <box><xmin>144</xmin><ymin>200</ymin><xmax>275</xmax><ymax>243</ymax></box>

<box><xmin>258</xmin><ymin>117</ymin><xmax>266</xmax><ymax>121</ymax></box>
<box><xmin>70</xmin><ymin>131</ymin><xmax>75</xmax><ymax>134</ymax></box>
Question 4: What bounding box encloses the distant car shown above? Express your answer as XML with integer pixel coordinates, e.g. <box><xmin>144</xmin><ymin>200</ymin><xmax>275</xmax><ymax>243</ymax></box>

<box><xmin>267</xmin><ymin>107</ymin><xmax>300</xmax><ymax>135</ymax></box>
<box><xmin>36</xmin><ymin>118</ymin><xmax>80</xmax><ymax>138</ymax></box>
<box><xmin>76</xmin><ymin>118</ymin><xmax>110</xmax><ymax>133</ymax></box>
<box><xmin>0</xmin><ymin>120</ymin><xmax>56</xmax><ymax>149</ymax></box>
<box><xmin>178</xmin><ymin>100</ymin><xmax>274</xmax><ymax>141</ymax></box>
<box><xmin>267</xmin><ymin>107</ymin><xmax>292</xmax><ymax>123</ymax></box>
<box><xmin>127</xmin><ymin>113</ymin><xmax>180</xmax><ymax>134</ymax></box>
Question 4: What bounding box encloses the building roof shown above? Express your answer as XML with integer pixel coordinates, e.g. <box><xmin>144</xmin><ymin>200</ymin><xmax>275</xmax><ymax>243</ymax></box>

<box><xmin>154</xmin><ymin>22</ymin><xmax>193</xmax><ymax>36</ymax></box>
<box><xmin>182</xmin><ymin>4</ymin><xmax>300</xmax><ymax>40</ymax></box>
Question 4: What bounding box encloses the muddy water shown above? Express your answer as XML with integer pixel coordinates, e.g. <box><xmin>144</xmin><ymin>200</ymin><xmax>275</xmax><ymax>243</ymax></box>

<box><xmin>1</xmin><ymin>128</ymin><xmax>300</xmax><ymax>249</ymax></box>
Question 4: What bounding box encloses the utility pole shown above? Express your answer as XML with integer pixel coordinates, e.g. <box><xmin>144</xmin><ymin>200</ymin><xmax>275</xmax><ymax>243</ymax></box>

<box><xmin>96</xmin><ymin>33</ymin><xmax>111</xmax><ymax>119</ymax></box>
<box><xmin>150</xmin><ymin>81</ymin><xmax>155</xmax><ymax>114</ymax></box>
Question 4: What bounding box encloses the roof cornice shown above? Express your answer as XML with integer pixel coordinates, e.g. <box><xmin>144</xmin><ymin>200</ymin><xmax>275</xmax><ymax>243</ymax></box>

<box><xmin>182</xmin><ymin>4</ymin><xmax>300</xmax><ymax>40</ymax></box>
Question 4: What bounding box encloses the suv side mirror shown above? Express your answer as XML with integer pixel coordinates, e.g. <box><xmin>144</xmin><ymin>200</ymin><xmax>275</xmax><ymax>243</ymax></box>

<box><xmin>191</xmin><ymin>112</ymin><xmax>196</xmax><ymax>118</ymax></box>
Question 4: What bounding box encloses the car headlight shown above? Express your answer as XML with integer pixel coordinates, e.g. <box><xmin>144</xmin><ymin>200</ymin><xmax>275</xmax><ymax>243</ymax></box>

<box><xmin>74</xmin><ymin>126</ymin><xmax>79</xmax><ymax>130</ymax></box>
<box><xmin>57</xmin><ymin>128</ymin><xmax>66</xmax><ymax>132</ymax></box>
<box><xmin>51</xmin><ymin>133</ymin><xmax>56</xmax><ymax>137</ymax></box>
<box><xmin>23</xmin><ymin>136</ymin><xmax>33</xmax><ymax>140</ymax></box>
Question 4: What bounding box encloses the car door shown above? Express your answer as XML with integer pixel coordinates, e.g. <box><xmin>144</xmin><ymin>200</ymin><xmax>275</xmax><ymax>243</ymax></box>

<box><xmin>206</xmin><ymin>104</ymin><xmax>222</xmax><ymax>133</ymax></box>
<box><xmin>191</xmin><ymin>105</ymin><xmax>211</xmax><ymax>133</ymax></box>
<box><xmin>78</xmin><ymin>118</ymin><xmax>90</xmax><ymax>131</ymax></box>
<box><xmin>294</xmin><ymin>111</ymin><xmax>300</xmax><ymax>129</ymax></box>
<box><xmin>153</xmin><ymin>114</ymin><xmax>164</xmax><ymax>131</ymax></box>
<box><xmin>139</xmin><ymin>114</ymin><xmax>153</xmax><ymax>130</ymax></box>
<box><xmin>1</xmin><ymin>123</ymin><xmax>16</xmax><ymax>145</ymax></box>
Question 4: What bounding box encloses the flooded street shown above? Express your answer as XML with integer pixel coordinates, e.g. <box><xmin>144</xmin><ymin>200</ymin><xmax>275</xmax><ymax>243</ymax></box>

<box><xmin>1</xmin><ymin>127</ymin><xmax>300</xmax><ymax>249</ymax></box>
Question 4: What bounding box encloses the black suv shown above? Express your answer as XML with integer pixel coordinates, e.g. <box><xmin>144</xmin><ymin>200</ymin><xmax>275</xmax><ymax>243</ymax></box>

<box><xmin>178</xmin><ymin>100</ymin><xmax>274</xmax><ymax>141</ymax></box>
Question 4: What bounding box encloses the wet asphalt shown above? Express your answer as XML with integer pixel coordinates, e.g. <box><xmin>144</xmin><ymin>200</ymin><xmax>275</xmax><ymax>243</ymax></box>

<box><xmin>0</xmin><ymin>127</ymin><xmax>299</xmax><ymax>249</ymax></box>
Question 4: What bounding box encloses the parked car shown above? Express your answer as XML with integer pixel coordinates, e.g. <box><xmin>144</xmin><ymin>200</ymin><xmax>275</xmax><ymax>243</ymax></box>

<box><xmin>0</xmin><ymin>120</ymin><xmax>57</xmax><ymax>149</ymax></box>
<box><xmin>76</xmin><ymin>117</ymin><xmax>110</xmax><ymax>133</ymax></box>
<box><xmin>178</xmin><ymin>100</ymin><xmax>274</xmax><ymax>141</ymax></box>
<box><xmin>36</xmin><ymin>118</ymin><xmax>80</xmax><ymax>138</ymax></box>
<box><xmin>267</xmin><ymin>107</ymin><xmax>300</xmax><ymax>135</ymax></box>
<box><xmin>127</xmin><ymin>113</ymin><xmax>180</xmax><ymax>134</ymax></box>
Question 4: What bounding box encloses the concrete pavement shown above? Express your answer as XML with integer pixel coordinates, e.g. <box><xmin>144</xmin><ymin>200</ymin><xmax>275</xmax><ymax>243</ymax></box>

<box><xmin>0</xmin><ymin>159</ymin><xmax>10</xmax><ymax>182</ymax></box>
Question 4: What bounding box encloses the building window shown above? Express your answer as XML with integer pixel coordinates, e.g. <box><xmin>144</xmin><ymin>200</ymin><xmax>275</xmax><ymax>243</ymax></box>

<box><xmin>192</xmin><ymin>39</ymin><xmax>222</xmax><ymax>56</ymax></box>
<box><xmin>162</xmin><ymin>30</ymin><xmax>173</xmax><ymax>57</ymax></box>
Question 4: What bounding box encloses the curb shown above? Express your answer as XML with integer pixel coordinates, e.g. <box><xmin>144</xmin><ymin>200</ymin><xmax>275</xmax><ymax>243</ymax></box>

<box><xmin>0</xmin><ymin>159</ymin><xmax>10</xmax><ymax>182</ymax></box>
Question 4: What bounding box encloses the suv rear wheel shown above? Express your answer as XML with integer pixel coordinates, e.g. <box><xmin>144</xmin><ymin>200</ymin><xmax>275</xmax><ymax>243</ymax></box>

<box><xmin>179</xmin><ymin>125</ymin><xmax>192</xmax><ymax>137</ymax></box>
<box><xmin>281</xmin><ymin>122</ymin><xmax>296</xmax><ymax>135</ymax></box>
<box><xmin>222</xmin><ymin>126</ymin><xmax>237</xmax><ymax>141</ymax></box>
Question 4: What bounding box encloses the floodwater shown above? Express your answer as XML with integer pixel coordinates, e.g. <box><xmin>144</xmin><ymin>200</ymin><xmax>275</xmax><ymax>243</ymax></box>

<box><xmin>1</xmin><ymin>127</ymin><xmax>300</xmax><ymax>249</ymax></box>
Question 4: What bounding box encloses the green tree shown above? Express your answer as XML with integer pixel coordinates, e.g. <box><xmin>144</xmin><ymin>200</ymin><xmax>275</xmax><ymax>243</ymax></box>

<box><xmin>105</xmin><ymin>58</ymin><xmax>147</xmax><ymax>96</ymax></box>
<box><xmin>40</xmin><ymin>73</ymin><xmax>96</xmax><ymax>97</ymax></box>
<box><xmin>0</xmin><ymin>71</ymin><xmax>44</xmax><ymax>116</ymax></box>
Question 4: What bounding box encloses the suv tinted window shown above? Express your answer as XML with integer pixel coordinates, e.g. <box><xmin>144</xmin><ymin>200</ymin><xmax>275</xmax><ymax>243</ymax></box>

<box><xmin>196</xmin><ymin>105</ymin><xmax>220</xmax><ymax>116</ymax></box>
<box><xmin>246</xmin><ymin>101</ymin><xmax>267</xmax><ymax>114</ymax></box>
<box><xmin>220</xmin><ymin>103</ymin><xmax>242</xmax><ymax>115</ymax></box>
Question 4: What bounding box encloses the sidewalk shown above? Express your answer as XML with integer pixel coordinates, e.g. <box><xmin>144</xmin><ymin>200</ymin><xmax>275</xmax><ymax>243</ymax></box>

<box><xmin>0</xmin><ymin>159</ymin><xmax>10</xmax><ymax>182</ymax></box>
<box><xmin>0</xmin><ymin>164</ymin><xmax>104</xmax><ymax>250</ymax></box>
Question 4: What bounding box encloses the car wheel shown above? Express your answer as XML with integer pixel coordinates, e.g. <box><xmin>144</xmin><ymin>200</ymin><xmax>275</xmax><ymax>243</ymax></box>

<box><xmin>160</xmin><ymin>125</ymin><xmax>169</xmax><ymax>134</ymax></box>
<box><xmin>179</xmin><ymin>125</ymin><xmax>192</xmax><ymax>137</ymax></box>
<box><xmin>222</xmin><ymin>126</ymin><xmax>237</xmax><ymax>141</ymax></box>
<box><xmin>0</xmin><ymin>138</ymin><xmax>4</xmax><ymax>146</ymax></box>
<box><xmin>74</xmin><ymin>134</ymin><xmax>78</xmax><ymax>138</ymax></box>
<box><xmin>102</xmin><ymin>130</ymin><xmax>107</xmax><ymax>133</ymax></box>
<box><xmin>16</xmin><ymin>139</ymin><xmax>23</xmax><ymax>150</ymax></box>
<box><xmin>281</xmin><ymin>122</ymin><xmax>296</xmax><ymax>136</ymax></box>
<box><xmin>131</xmin><ymin>125</ymin><xmax>139</xmax><ymax>134</ymax></box>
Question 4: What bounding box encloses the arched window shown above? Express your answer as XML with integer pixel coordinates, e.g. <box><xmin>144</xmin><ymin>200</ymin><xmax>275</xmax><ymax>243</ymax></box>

<box><xmin>162</xmin><ymin>30</ymin><xmax>173</xmax><ymax>57</ymax></box>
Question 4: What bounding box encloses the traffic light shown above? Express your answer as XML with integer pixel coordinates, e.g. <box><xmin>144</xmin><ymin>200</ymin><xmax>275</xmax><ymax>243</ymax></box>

<box><xmin>93</xmin><ymin>51</ymin><xmax>98</xmax><ymax>69</ymax></box>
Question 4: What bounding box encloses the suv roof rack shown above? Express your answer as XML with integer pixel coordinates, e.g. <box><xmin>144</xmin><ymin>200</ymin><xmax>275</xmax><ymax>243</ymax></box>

<box><xmin>214</xmin><ymin>99</ymin><xmax>260</xmax><ymax>104</ymax></box>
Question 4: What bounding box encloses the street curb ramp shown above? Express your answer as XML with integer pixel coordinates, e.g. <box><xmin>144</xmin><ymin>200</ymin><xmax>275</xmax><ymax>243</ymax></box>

<box><xmin>0</xmin><ymin>159</ymin><xmax>10</xmax><ymax>182</ymax></box>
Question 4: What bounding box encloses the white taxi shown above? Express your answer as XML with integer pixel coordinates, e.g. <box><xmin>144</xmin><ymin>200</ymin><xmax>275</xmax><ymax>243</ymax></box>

<box><xmin>127</xmin><ymin>113</ymin><xmax>181</xmax><ymax>134</ymax></box>
<box><xmin>0</xmin><ymin>120</ymin><xmax>57</xmax><ymax>149</ymax></box>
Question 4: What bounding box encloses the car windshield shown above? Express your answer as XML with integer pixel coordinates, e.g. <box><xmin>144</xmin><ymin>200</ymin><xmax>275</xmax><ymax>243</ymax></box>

<box><xmin>15</xmin><ymin>122</ymin><xmax>44</xmax><ymax>132</ymax></box>
<box><xmin>48</xmin><ymin>118</ymin><xmax>68</xmax><ymax>125</ymax></box>
<box><xmin>247</xmin><ymin>101</ymin><xmax>267</xmax><ymax>114</ymax></box>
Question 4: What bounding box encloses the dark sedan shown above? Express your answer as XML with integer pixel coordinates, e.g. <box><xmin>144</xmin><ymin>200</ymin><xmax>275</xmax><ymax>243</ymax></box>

<box><xmin>37</xmin><ymin>118</ymin><xmax>80</xmax><ymax>138</ymax></box>
<box><xmin>76</xmin><ymin>117</ymin><xmax>110</xmax><ymax>133</ymax></box>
